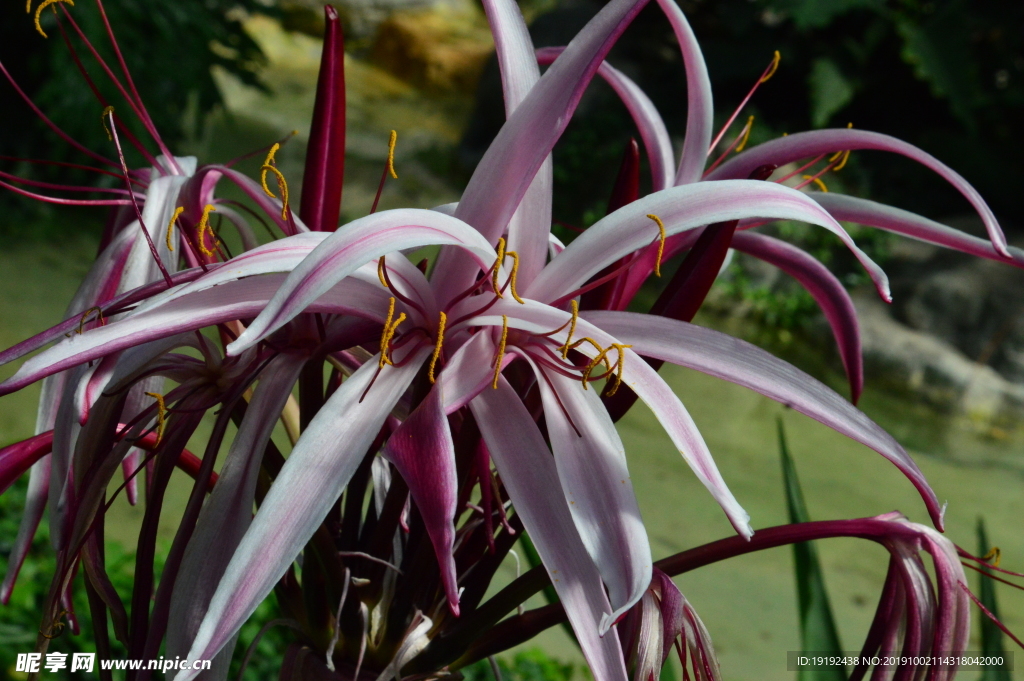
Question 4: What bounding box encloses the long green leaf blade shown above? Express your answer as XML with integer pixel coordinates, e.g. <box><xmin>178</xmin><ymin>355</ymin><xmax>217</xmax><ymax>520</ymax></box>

<box><xmin>778</xmin><ymin>417</ymin><xmax>845</xmax><ymax>681</ymax></box>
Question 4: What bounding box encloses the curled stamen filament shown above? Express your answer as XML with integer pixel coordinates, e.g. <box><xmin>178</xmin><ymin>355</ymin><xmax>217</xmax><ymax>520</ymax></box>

<box><xmin>428</xmin><ymin>311</ymin><xmax>447</xmax><ymax>384</ymax></box>
<box><xmin>144</xmin><ymin>391</ymin><xmax>167</xmax><ymax>445</ymax></box>
<box><xmin>77</xmin><ymin>306</ymin><xmax>103</xmax><ymax>334</ymax></box>
<box><xmin>378</xmin><ymin>298</ymin><xmax>406</xmax><ymax>368</ymax></box>
<box><xmin>801</xmin><ymin>174</ymin><xmax>829</xmax><ymax>192</ymax></box>
<box><xmin>34</xmin><ymin>0</ymin><xmax>74</xmax><ymax>38</ymax></box>
<box><xmin>101</xmin><ymin>105</ymin><xmax>115</xmax><ymax>141</ymax></box>
<box><xmin>166</xmin><ymin>205</ymin><xmax>183</xmax><ymax>251</ymax></box>
<box><xmin>197</xmin><ymin>204</ymin><xmax>218</xmax><ymax>257</ymax></box>
<box><xmin>646</xmin><ymin>214</ymin><xmax>667</xmax><ymax>277</ymax></box>
<box><xmin>559</xmin><ymin>300</ymin><xmax>579</xmax><ymax>359</ymax></box>
<box><xmin>582</xmin><ymin>343</ymin><xmax>632</xmax><ymax>394</ymax></box>
<box><xmin>492</xmin><ymin>315</ymin><xmax>508</xmax><ymax>389</ymax></box>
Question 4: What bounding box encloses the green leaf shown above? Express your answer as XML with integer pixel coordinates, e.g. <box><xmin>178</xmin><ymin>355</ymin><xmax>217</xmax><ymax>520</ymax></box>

<box><xmin>808</xmin><ymin>58</ymin><xmax>855</xmax><ymax>128</ymax></box>
<box><xmin>778</xmin><ymin>418</ymin><xmax>845</xmax><ymax>681</ymax></box>
<box><xmin>894</xmin><ymin>0</ymin><xmax>981</xmax><ymax>131</ymax></box>
<box><xmin>977</xmin><ymin>518</ymin><xmax>1012</xmax><ymax>681</ymax></box>
<box><xmin>767</xmin><ymin>0</ymin><xmax>882</xmax><ymax>31</ymax></box>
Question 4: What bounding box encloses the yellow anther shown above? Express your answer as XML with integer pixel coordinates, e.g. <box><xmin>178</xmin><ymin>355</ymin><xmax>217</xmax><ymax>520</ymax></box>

<box><xmin>646</xmin><ymin>214</ymin><xmax>667</xmax><ymax>277</ymax></box>
<box><xmin>378</xmin><ymin>298</ymin><xmax>406</xmax><ymax>367</ymax></box>
<box><xmin>101</xmin><ymin>105</ymin><xmax>115</xmax><ymax>141</ymax></box>
<box><xmin>261</xmin><ymin>165</ymin><xmax>290</xmax><ymax>220</ymax></box>
<box><xmin>76</xmin><ymin>306</ymin><xmax>103</xmax><ymax>334</ymax></box>
<box><xmin>492</xmin><ymin>238</ymin><xmax>507</xmax><ymax>297</ymax></box>
<box><xmin>197</xmin><ymin>204</ymin><xmax>218</xmax><ymax>257</ymax></box>
<box><xmin>982</xmin><ymin>546</ymin><xmax>1002</xmax><ymax>568</ymax></box>
<box><xmin>166</xmin><ymin>206</ymin><xmax>183</xmax><ymax>251</ymax></box>
<box><xmin>492</xmin><ymin>315</ymin><xmax>508</xmax><ymax>389</ymax></box>
<box><xmin>428</xmin><ymin>311</ymin><xmax>447</xmax><ymax>384</ymax></box>
<box><xmin>26</xmin><ymin>0</ymin><xmax>32</xmax><ymax>13</ymax></box>
<box><xmin>41</xmin><ymin>609</ymin><xmax>69</xmax><ymax>639</ymax></box>
<box><xmin>379</xmin><ymin>297</ymin><xmax>396</xmax><ymax>367</ymax></box>
<box><xmin>582</xmin><ymin>343</ymin><xmax>632</xmax><ymax>394</ymax></box>
<box><xmin>262</xmin><ymin>142</ymin><xmax>280</xmax><ymax>168</ymax></box>
<box><xmin>569</xmin><ymin>337</ymin><xmax>609</xmax><ymax>379</ymax></box>
<box><xmin>734</xmin><ymin>115</ymin><xmax>754</xmax><ymax>152</ymax></box>
<box><xmin>802</xmin><ymin>175</ymin><xmax>829</xmax><ymax>192</ymax></box>
<box><xmin>559</xmin><ymin>300</ymin><xmax>579</xmax><ymax>359</ymax></box>
<box><xmin>33</xmin><ymin>0</ymin><xmax>73</xmax><ymax>38</ymax></box>
<box><xmin>145</xmin><ymin>391</ymin><xmax>167</xmax><ymax>446</ymax></box>
<box><xmin>829</xmin><ymin>149</ymin><xmax>851</xmax><ymax>171</ymax></box>
<box><xmin>759</xmin><ymin>50</ymin><xmax>781</xmax><ymax>84</ymax></box>
<box><xmin>387</xmin><ymin>130</ymin><xmax>399</xmax><ymax>179</ymax></box>
<box><xmin>505</xmin><ymin>250</ymin><xmax>525</xmax><ymax>304</ymax></box>
<box><xmin>378</xmin><ymin>256</ymin><xmax>389</xmax><ymax>287</ymax></box>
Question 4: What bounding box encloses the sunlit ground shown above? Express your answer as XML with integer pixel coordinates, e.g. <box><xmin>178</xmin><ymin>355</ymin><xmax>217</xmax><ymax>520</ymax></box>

<box><xmin>1</xmin><ymin>16</ymin><xmax>1021</xmax><ymax>681</ymax></box>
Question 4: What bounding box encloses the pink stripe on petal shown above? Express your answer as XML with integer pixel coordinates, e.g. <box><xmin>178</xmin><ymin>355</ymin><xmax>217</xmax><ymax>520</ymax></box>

<box><xmin>529</xmin><ymin>364</ymin><xmax>652</xmax><ymax>632</ymax></box>
<box><xmin>582</xmin><ymin>310</ymin><xmax>944</xmax><ymax>529</ymax></box>
<box><xmin>706</xmin><ymin>129</ymin><xmax>1008</xmax><ymax>257</ymax></box>
<box><xmin>382</xmin><ymin>384</ymin><xmax>460</xmax><ymax>614</ymax></box>
<box><xmin>731</xmin><ymin>231</ymin><xmax>863</xmax><ymax>403</ymax></box>
<box><xmin>470</xmin><ymin>380</ymin><xmax>629</xmax><ymax>681</ymax></box>
<box><xmin>537</xmin><ymin>47</ymin><xmax>674</xmax><ymax>191</ymax></box>
<box><xmin>528</xmin><ymin>180</ymin><xmax>889</xmax><ymax>307</ymax></box>
<box><xmin>174</xmin><ymin>348</ymin><xmax>430</xmax><ymax>680</ymax></box>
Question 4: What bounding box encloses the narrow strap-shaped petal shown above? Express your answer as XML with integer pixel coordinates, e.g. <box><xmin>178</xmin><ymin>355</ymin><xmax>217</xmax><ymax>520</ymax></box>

<box><xmin>229</xmin><ymin>209</ymin><xmax>499</xmax><ymax>355</ymax></box>
<box><xmin>808</xmin><ymin>193</ymin><xmax>1024</xmax><ymax>267</ymax></box>
<box><xmin>0</xmin><ymin>275</ymin><xmax>390</xmax><ymax>396</ymax></box>
<box><xmin>530</xmin><ymin>365</ymin><xmax>652</xmax><ymax>633</ymax></box>
<box><xmin>469</xmin><ymin>380</ymin><xmax>629</xmax><ymax>681</ymax></box>
<box><xmin>173</xmin><ymin>347</ymin><xmax>430</xmax><ymax>680</ymax></box>
<box><xmin>439</xmin><ymin>331</ymin><xmax>497</xmax><ymax>414</ymax></box>
<box><xmin>705</xmin><ymin>129</ymin><xmax>1008</xmax><ymax>257</ymax></box>
<box><xmin>653</xmin><ymin>0</ymin><xmax>712</xmax><ymax>185</ymax></box>
<box><xmin>482</xmin><ymin>0</ymin><xmax>551</xmax><ymax>288</ymax></box>
<box><xmin>730</xmin><ymin>231</ymin><xmax>863</xmax><ymax>403</ymax></box>
<box><xmin>526</xmin><ymin>180</ymin><xmax>889</xmax><ymax>305</ymax></box>
<box><xmin>0</xmin><ymin>454</ymin><xmax>50</xmax><ymax>602</ymax></box>
<box><xmin>537</xmin><ymin>48</ymin><xmax>674</xmax><ymax>191</ymax></box>
<box><xmin>434</xmin><ymin>0</ymin><xmax>653</xmax><ymax>303</ymax></box>
<box><xmin>382</xmin><ymin>384</ymin><xmax>460</xmax><ymax>614</ymax></box>
<box><xmin>582</xmin><ymin>310</ymin><xmax>944</xmax><ymax>528</ymax></box>
<box><xmin>0</xmin><ymin>431</ymin><xmax>54</xmax><ymax>495</ymax></box>
<box><xmin>166</xmin><ymin>353</ymin><xmax>307</xmax><ymax>661</ymax></box>
<box><xmin>468</xmin><ymin>300</ymin><xmax>751</xmax><ymax>537</ymax></box>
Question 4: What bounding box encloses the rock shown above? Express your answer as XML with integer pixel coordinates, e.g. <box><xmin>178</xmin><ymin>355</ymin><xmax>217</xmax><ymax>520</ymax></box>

<box><xmin>370</xmin><ymin>7</ymin><xmax>493</xmax><ymax>93</ymax></box>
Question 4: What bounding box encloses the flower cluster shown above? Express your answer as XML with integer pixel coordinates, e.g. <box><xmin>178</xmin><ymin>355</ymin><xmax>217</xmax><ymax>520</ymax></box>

<box><xmin>1</xmin><ymin>0</ymin><xmax>1021</xmax><ymax>679</ymax></box>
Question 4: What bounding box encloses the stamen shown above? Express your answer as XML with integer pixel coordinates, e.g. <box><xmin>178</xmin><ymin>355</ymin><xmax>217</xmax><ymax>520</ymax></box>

<box><xmin>387</xmin><ymin>130</ymin><xmax>399</xmax><ymax>179</ymax></box>
<box><xmin>197</xmin><ymin>204</ymin><xmax>218</xmax><ymax>257</ymax></box>
<box><xmin>76</xmin><ymin>306</ymin><xmax>103</xmax><ymax>334</ymax></box>
<box><xmin>100</xmin><ymin>105</ymin><xmax>114</xmax><ymax>141</ymax></box>
<box><xmin>582</xmin><ymin>343</ymin><xmax>631</xmax><ymax>394</ymax></box>
<box><xmin>379</xmin><ymin>297</ymin><xmax>395</xmax><ymax>368</ymax></box>
<box><xmin>427</xmin><ymin>311</ymin><xmax>447</xmax><ymax>384</ymax></box>
<box><xmin>504</xmin><ymin>250</ymin><xmax>525</xmax><ymax>304</ymax></box>
<box><xmin>646</xmin><ymin>214</ymin><xmax>667</xmax><ymax>277</ymax></box>
<box><xmin>260</xmin><ymin>168</ymin><xmax>289</xmax><ymax>221</ymax></box>
<box><xmin>734</xmin><ymin>115</ymin><xmax>754</xmax><ymax>152</ymax></box>
<box><xmin>759</xmin><ymin>50</ymin><xmax>781</xmax><ymax>83</ymax></box>
<box><xmin>492</xmin><ymin>315</ymin><xmax>508</xmax><ymax>389</ymax></box>
<box><xmin>378</xmin><ymin>256</ymin><xmax>388</xmax><ymax>287</ymax></box>
<box><xmin>492</xmin><ymin>237</ymin><xmax>507</xmax><ymax>297</ymax></box>
<box><xmin>33</xmin><ymin>0</ymin><xmax>73</xmax><ymax>38</ymax></box>
<box><xmin>983</xmin><ymin>546</ymin><xmax>1002</xmax><ymax>568</ymax></box>
<box><xmin>801</xmin><ymin>175</ymin><xmax>829</xmax><ymax>192</ymax></box>
<box><xmin>559</xmin><ymin>300</ymin><xmax>579</xmax><ymax>359</ymax></box>
<box><xmin>26</xmin><ymin>0</ymin><xmax>32</xmax><ymax>13</ymax></box>
<box><xmin>166</xmin><ymin>205</ymin><xmax>183</xmax><ymax>251</ymax></box>
<box><xmin>144</xmin><ymin>391</ymin><xmax>167</xmax><ymax>446</ymax></box>
<box><xmin>829</xmin><ymin>149</ymin><xmax>851</xmax><ymax>172</ymax></box>
<box><xmin>569</xmin><ymin>337</ymin><xmax>609</xmax><ymax>378</ymax></box>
